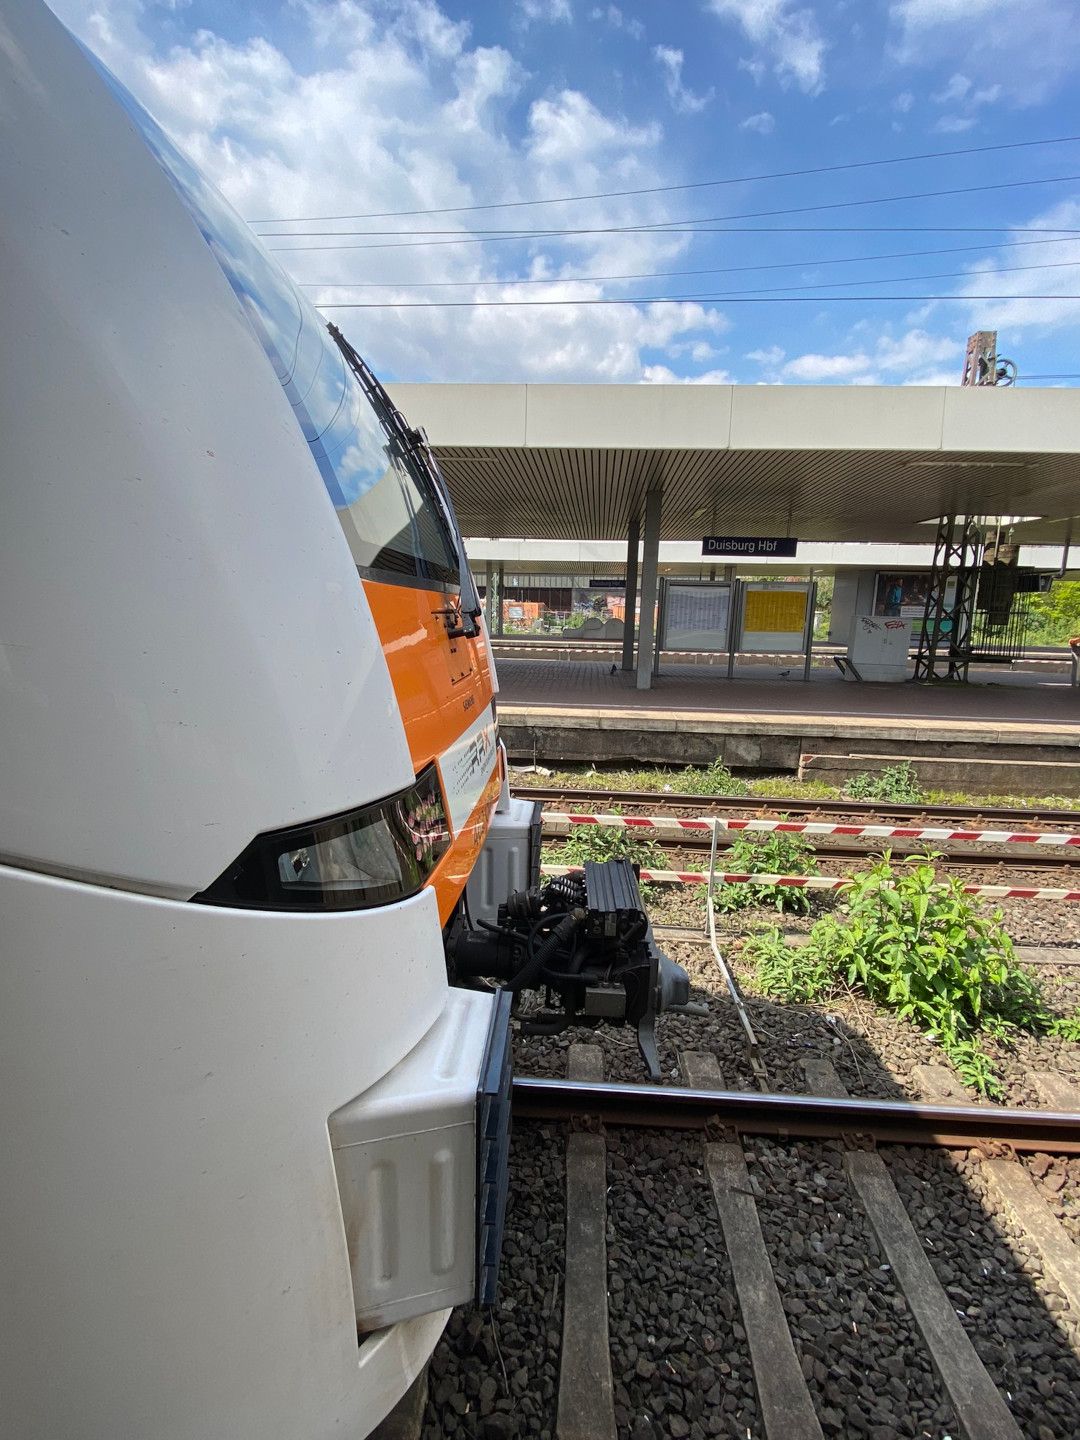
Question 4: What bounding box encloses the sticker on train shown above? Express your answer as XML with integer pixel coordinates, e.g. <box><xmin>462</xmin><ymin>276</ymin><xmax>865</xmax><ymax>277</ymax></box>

<box><xmin>438</xmin><ymin>705</ymin><xmax>498</xmax><ymax>836</ymax></box>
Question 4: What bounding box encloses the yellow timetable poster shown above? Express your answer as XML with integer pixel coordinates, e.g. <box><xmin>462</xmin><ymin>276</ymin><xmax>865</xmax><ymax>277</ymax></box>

<box><xmin>742</xmin><ymin>587</ymin><xmax>807</xmax><ymax>635</ymax></box>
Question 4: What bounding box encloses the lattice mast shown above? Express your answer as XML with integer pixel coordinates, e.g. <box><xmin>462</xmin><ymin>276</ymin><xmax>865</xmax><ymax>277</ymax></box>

<box><xmin>913</xmin><ymin>514</ymin><xmax>983</xmax><ymax>682</ymax></box>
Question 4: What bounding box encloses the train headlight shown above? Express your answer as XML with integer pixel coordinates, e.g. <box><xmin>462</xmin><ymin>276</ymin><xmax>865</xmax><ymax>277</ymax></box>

<box><xmin>194</xmin><ymin>766</ymin><xmax>451</xmax><ymax>910</ymax></box>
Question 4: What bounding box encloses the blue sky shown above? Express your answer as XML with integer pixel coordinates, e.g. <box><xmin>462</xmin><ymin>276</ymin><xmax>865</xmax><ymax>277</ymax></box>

<box><xmin>53</xmin><ymin>0</ymin><xmax>1080</xmax><ymax>385</ymax></box>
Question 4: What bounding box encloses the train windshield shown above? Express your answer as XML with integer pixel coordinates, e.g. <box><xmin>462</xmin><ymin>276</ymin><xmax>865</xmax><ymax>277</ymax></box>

<box><xmin>93</xmin><ymin>60</ymin><xmax>460</xmax><ymax>589</ymax></box>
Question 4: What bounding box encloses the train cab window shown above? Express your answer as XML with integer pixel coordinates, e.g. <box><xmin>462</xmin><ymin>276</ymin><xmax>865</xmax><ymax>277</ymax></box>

<box><xmin>92</xmin><ymin>56</ymin><xmax>461</xmax><ymax>591</ymax></box>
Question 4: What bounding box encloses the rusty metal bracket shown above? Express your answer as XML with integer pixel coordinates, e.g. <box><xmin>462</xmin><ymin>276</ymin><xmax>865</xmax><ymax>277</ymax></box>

<box><xmin>569</xmin><ymin>1112</ymin><xmax>605</xmax><ymax>1136</ymax></box>
<box><xmin>841</xmin><ymin>1129</ymin><xmax>877</xmax><ymax>1152</ymax></box>
<box><xmin>704</xmin><ymin>1115</ymin><xmax>739</xmax><ymax>1144</ymax></box>
<box><xmin>972</xmin><ymin>1137</ymin><xmax>1018</xmax><ymax>1162</ymax></box>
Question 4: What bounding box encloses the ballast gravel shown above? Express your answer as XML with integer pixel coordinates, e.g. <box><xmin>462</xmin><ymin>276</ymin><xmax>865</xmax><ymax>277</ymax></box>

<box><xmin>745</xmin><ymin>1136</ymin><xmax>957</xmax><ymax>1439</ymax></box>
<box><xmin>605</xmin><ymin>1128</ymin><xmax>761</xmax><ymax>1440</ymax></box>
<box><xmin>884</xmin><ymin>1145</ymin><xmax>1080</xmax><ymax>1440</ymax></box>
<box><xmin>421</xmin><ymin>1122</ymin><xmax>565</xmax><ymax>1440</ymax></box>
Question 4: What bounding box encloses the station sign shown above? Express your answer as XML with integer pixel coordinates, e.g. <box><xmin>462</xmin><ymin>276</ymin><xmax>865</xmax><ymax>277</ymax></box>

<box><xmin>702</xmin><ymin>536</ymin><xmax>798</xmax><ymax>558</ymax></box>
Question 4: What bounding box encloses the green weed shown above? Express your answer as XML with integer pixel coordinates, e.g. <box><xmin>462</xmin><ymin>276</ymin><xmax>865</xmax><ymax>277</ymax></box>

<box><xmin>747</xmin><ymin>777</ymin><xmax>842</xmax><ymax>801</ymax></box>
<box><xmin>672</xmin><ymin>759</ymin><xmax>749</xmax><ymax>797</ymax></box>
<box><xmin>714</xmin><ymin>831</ymin><xmax>819</xmax><ymax>916</ymax></box>
<box><xmin>556</xmin><ymin>824</ymin><xmax>665</xmax><ymax>872</ymax></box>
<box><xmin>744</xmin><ymin>928</ymin><xmax>835</xmax><ymax>1003</ymax></box>
<box><xmin>845</xmin><ymin>762</ymin><xmax>924</xmax><ymax>804</ymax></box>
<box><xmin>748</xmin><ymin>853</ymin><xmax>1076</xmax><ymax>1098</ymax></box>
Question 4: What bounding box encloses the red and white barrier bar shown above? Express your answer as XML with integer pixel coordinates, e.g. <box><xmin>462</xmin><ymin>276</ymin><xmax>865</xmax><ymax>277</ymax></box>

<box><xmin>540</xmin><ymin>864</ymin><xmax>1080</xmax><ymax>901</ymax></box>
<box><xmin>542</xmin><ymin>812</ymin><xmax>1080</xmax><ymax>848</ymax></box>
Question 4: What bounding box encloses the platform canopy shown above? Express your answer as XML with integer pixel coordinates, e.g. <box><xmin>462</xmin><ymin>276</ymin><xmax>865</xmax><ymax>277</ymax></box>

<box><xmin>388</xmin><ymin>382</ymin><xmax>1080</xmax><ymax>546</ymax></box>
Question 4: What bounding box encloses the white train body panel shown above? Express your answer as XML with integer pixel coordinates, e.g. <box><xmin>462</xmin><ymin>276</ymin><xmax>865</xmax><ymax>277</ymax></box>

<box><xmin>1</xmin><ymin>867</ymin><xmax>447</xmax><ymax>1439</ymax></box>
<box><xmin>0</xmin><ymin>3</ymin><xmax>509</xmax><ymax>1436</ymax></box>
<box><xmin>0</xmin><ymin>0</ymin><xmax>413</xmax><ymax>898</ymax></box>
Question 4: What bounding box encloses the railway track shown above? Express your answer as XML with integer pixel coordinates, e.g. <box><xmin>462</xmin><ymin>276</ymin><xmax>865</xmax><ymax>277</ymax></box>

<box><xmin>518</xmin><ymin>782</ymin><xmax>1080</xmax><ymax>831</ymax></box>
<box><xmin>547</xmin><ymin>828</ymin><xmax>1080</xmax><ymax>873</ymax></box>
<box><xmin>537</xmin><ymin>797</ymin><xmax>1080</xmax><ymax>874</ymax></box>
<box><xmin>415</xmin><ymin>1052</ymin><xmax>1080</xmax><ymax>1440</ymax></box>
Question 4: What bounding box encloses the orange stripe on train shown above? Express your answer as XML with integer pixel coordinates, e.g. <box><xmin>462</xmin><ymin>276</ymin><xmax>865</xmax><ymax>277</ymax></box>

<box><xmin>362</xmin><ymin>576</ymin><xmax>498</xmax><ymax>922</ymax></box>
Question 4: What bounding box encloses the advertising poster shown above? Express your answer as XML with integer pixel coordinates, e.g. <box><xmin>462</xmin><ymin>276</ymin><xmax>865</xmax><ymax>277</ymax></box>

<box><xmin>875</xmin><ymin>573</ymin><xmax>956</xmax><ymax>639</ymax></box>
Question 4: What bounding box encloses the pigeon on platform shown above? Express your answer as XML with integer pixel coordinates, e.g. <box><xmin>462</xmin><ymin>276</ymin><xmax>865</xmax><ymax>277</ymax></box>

<box><xmin>609</xmin><ymin>663</ymin><xmax>618</xmax><ymax>675</ymax></box>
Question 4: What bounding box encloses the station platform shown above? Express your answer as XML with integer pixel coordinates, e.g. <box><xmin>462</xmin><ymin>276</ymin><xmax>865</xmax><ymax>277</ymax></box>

<box><xmin>496</xmin><ymin>657</ymin><xmax>1080</xmax><ymax>794</ymax></box>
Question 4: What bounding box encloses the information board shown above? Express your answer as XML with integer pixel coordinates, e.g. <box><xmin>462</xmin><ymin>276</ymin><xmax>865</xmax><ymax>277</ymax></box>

<box><xmin>660</xmin><ymin>582</ymin><xmax>733</xmax><ymax>653</ymax></box>
<box><xmin>739</xmin><ymin>582</ymin><xmax>811</xmax><ymax>654</ymax></box>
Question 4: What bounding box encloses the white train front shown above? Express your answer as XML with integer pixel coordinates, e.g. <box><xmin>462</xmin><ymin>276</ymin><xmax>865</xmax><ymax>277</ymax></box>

<box><xmin>0</xmin><ymin>2</ymin><xmax>519</xmax><ymax>1434</ymax></box>
<box><xmin>0</xmin><ymin>4</ymin><xmax>692</xmax><ymax>1435</ymax></box>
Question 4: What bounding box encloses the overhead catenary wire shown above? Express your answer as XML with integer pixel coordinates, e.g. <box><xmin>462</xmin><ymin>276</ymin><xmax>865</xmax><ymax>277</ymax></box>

<box><xmin>255</xmin><ymin>172</ymin><xmax>1080</xmax><ymax>239</ymax></box>
<box><xmin>271</xmin><ymin>224</ymin><xmax>1080</xmax><ymax>254</ymax></box>
<box><xmin>247</xmin><ymin>132</ymin><xmax>1080</xmax><ymax>224</ymax></box>
<box><xmin>301</xmin><ymin>257</ymin><xmax>1080</xmax><ymax>300</ymax></box>
<box><xmin>317</xmin><ymin>293</ymin><xmax>1080</xmax><ymax>309</ymax></box>
<box><xmin>295</xmin><ymin>235</ymin><xmax>1080</xmax><ymax>290</ymax></box>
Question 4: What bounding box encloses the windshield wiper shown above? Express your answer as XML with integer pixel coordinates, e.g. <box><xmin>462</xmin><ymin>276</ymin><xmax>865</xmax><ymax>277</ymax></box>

<box><xmin>327</xmin><ymin>322</ymin><xmax>482</xmax><ymax>639</ymax></box>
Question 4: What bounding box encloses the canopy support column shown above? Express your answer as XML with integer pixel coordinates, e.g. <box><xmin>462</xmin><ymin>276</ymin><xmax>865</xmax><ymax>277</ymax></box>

<box><xmin>621</xmin><ymin>511</ymin><xmax>640</xmax><ymax>672</ymax></box>
<box><xmin>636</xmin><ymin>487</ymin><xmax>663</xmax><ymax>691</ymax></box>
<box><xmin>485</xmin><ymin>562</ymin><xmax>504</xmax><ymax>638</ymax></box>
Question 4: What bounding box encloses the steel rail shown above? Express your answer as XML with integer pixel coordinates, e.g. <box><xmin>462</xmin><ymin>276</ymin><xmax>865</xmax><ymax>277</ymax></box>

<box><xmin>511</xmin><ymin>1076</ymin><xmax>1080</xmax><ymax>1153</ymax></box>
<box><xmin>546</xmin><ymin>829</ymin><xmax>1080</xmax><ymax>871</ymax></box>
<box><xmin>519</xmin><ymin>784</ymin><xmax>1080</xmax><ymax>829</ymax></box>
<box><xmin>541</xmin><ymin>810</ymin><xmax>1080</xmax><ymax>850</ymax></box>
<box><xmin>541</xmin><ymin>862</ymin><xmax>1080</xmax><ymax>900</ymax></box>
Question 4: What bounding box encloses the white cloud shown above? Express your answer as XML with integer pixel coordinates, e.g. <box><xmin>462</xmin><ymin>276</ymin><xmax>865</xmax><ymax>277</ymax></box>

<box><xmin>890</xmin><ymin>0</ymin><xmax>1078</xmax><ymax>104</ymax></box>
<box><xmin>875</xmin><ymin>330</ymin><xmax>962</xmax><ymax>372</ymax></box>
<box><xmin>892</xmin><ymin>90</ymin><xmax>914</xmax><ymax>112</ymax></box>
<box><xmin>933</xmin><ymin>115</ymin><xmax>976</xmax><ymax>133</ymax></box>
<box><xmin>738</xmin><ymin>56</ymin><xmax>767</xmax><ymax>83</ymax></box>
<box><xmin>708</xmin><ymin>0</ymin><xmax>827</xmax><ymax>94</ymax></box>
<box><xmin>525</xmin><ymin>89</ymin><xmax>659</xmax><ymax>165</ymax></box>
<box><xmin>951</xmin><ymin>198</ymin><xmax>1080</xmax><ymax>336</ymax></box>
<box><xmin>932</xmin><ymin>72</ymin><xmax>970</xmax><ymax>104</ymax></box>
<box><xmin>739</xmin><ymin>110</ymin><xmax>775</xmax><ymax>134</ymax></box>
<box><xmin>642</xmin><ymin>364</ymin><xmax>734</xmax><ymax>383</ymax></box>
<box><xmin>590</xmin><ymin>5</ymin><xmax>645</xmax><ymax>39</ymax></box>
<box><xmin>653</xmin><ymin>45</ymin><xmax>715</xmax><ymax>114</ymax></box>
<box><xmin>902</xmin><ymin>370</ymin><xmax>959</xmax><ymax>387</ymax></box>
<box><xmin>746</xmin><ymin>344</ymin><xmax>785</xmax><ymax>365</ymax></box>
<box><xmin>893</xmin><ymin>0</ymin><xmax>1001</xmax><ymax>26</ymax></box>
<box><xmin>783</xmin><ymin>350</ymin><xmax>872</xmax><ymax>381</ymax></box>
<box><xmin>780</xmin><ymin>329</ymin><xmax>962</xmax><ymax>383</ymax></box>
<box><xmin>518</xmin><ymin>0</ymin><xmax>572</xmax><ymax>24</ymax></box>
<box><xmin>930</xmin><ymin>72</ymin><xmax>1001</xmax><ymax>131</ymax></box>
<box><xmin>52</xmin><ymin>0</ymin><xmax>732</xmax><ymax>383</ymax></box>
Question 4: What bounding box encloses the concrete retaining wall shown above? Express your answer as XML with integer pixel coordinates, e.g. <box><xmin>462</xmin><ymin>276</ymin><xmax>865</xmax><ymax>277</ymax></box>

<box><xmin>800</xmin><ymin>751</ymin><xmax>1080</xmax><ymax>798</ymax></box>
<box><xmin>500</xmin><ymin>715</ymin><xmax>1080</xmax><ymax>794</ymax></box>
